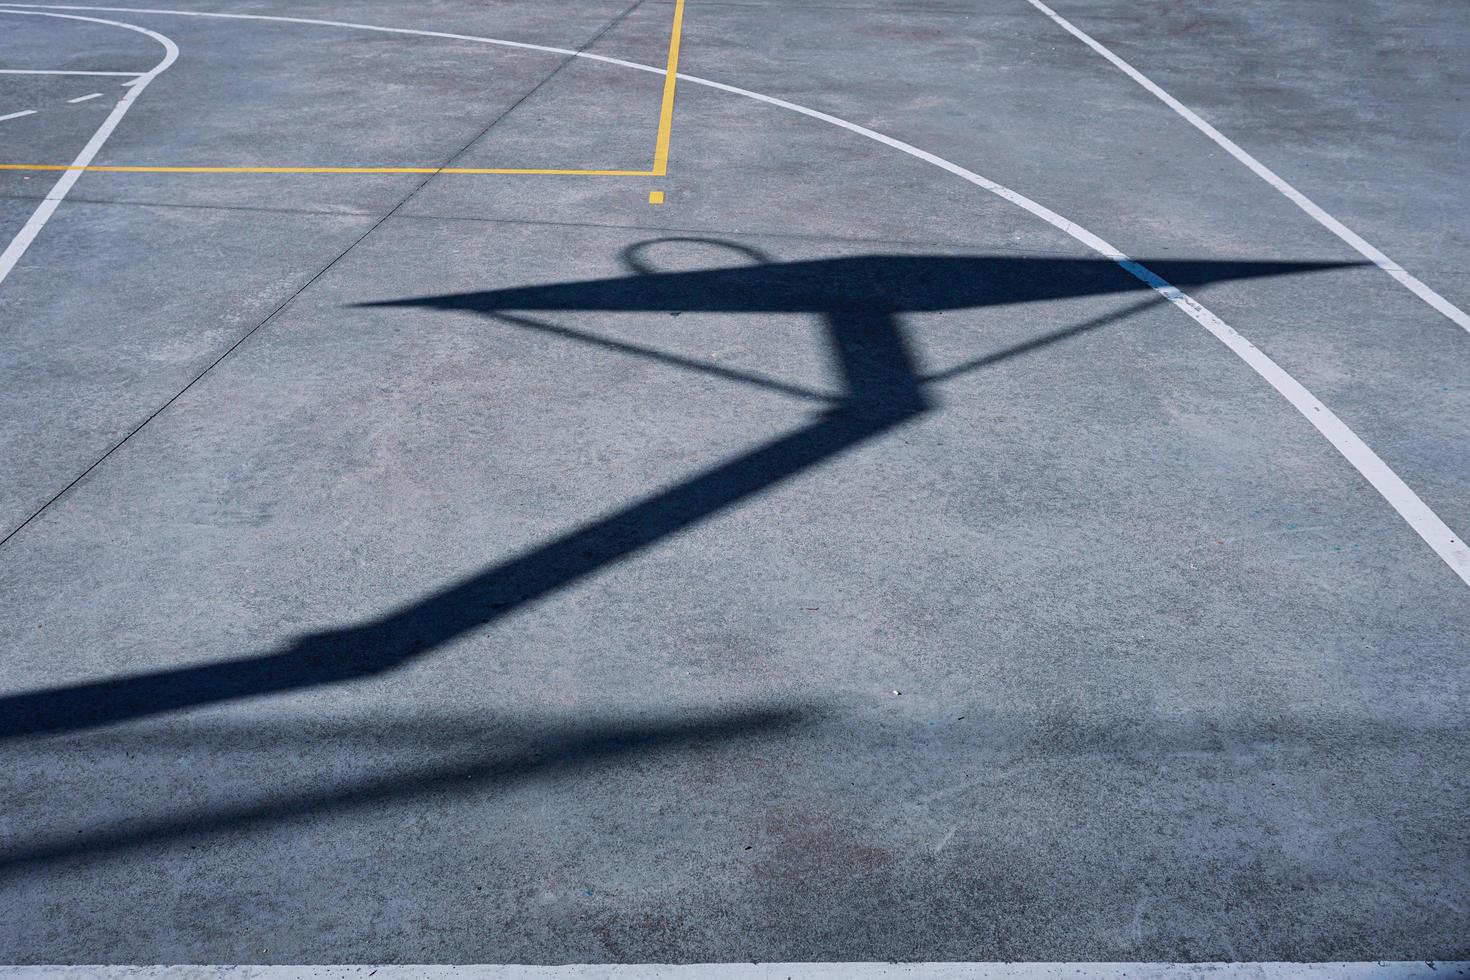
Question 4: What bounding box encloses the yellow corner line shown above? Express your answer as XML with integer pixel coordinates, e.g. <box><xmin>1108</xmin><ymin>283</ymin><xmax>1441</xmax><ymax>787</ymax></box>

<box><xmin>0</xmin><ymin>164</ymin><xmax>656</xmax><ymax>175</ymax></box>
<box><xmin>649</xmin><ymin>0</ymin><xmax>686</xmax><ymax>177</ymax></box>
<box><xmin>0</xmin><ymin>0</ymin><xmax>687</xmax><ymax>179</ymax></box>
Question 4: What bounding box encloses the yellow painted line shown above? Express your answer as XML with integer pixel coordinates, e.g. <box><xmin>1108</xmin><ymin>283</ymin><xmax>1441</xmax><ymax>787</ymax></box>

<box><xmin>648</xmin><ymin>190</ymin><xmax>665</xmax><ymax>205</ymax></box>
<box><xmin>649</xmin><ymin>0</ymin><xmax>686</xmax><ymax>177</ymax></box>
<box><xmin>0</xmin><ymin>164</ymin><xmax>657</xmax><ymax>175</ymax></box>
<box><xmin>0</xmin><ymin>0</ymin><xmax>688</xmax><ymax>179</ymax></box>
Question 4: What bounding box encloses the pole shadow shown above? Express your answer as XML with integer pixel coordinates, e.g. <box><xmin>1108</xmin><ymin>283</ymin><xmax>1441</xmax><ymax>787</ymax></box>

<box><xmin>0</xmin><ymin>242</ymin><xmax>1357</xmax><ymax>741</ymax></box>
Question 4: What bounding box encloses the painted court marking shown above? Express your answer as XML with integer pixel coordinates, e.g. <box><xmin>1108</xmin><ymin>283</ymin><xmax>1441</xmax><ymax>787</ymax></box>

<box><xmin>0</xmin><ymin>8</ymin><xmax>176</xmax><ymax>289</ymax></box>
<box><xmin>0</xmin><ymin>0</ymin><xmax>685</xmax><ymax>176</ymax></box>
<box><xmin>0</xmin><ymin>80</ymin><xmax>135</xmax><ymax>127</ymax></box>
<box><xmin>0</xmin><ymin>3</ymin><xmax>1466</xmax><ymax>589</ymax></box>
<box><xmin>0</xmin><ymin>163</ymin><xmax>657</xmax><ymax>174</ymax></box>
<box><xmin>1022</xmin><ymin>0</ymin><xmax>1470</xmax><ymax>336</ymax></box>
<box><xmin>649</xmin><ymin>0</ymin><xmax>685</xmax><ymax>176</ymax></box>
<box><xmin>0</xmin><ymin>84</ymin><xmax>122</xmax><ymax>125</ymax></box>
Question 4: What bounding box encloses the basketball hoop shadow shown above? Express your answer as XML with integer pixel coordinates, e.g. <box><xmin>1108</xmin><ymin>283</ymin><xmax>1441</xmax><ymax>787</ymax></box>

<box><xmin>0</xmin><ymin>242</ymin><xmax>1353</xmax><ymax>739</ymax></box>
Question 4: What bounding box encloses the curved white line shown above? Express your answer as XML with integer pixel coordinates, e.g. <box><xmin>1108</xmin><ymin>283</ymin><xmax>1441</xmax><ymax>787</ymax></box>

<box><xmin>1021</xmin><ymin>0</ymin><xmax>1470</xmax><ymax>337</ymax></box>
<box><xmin>0</xmin><ymin>9</ymin><xmax>177</xmax><ymax>289</ymax></box>
<box><xmin>0</xmin><ymin>3</ymin><xmax>1466</xmax><ymax>587</ymax></box>
<box><xmin>679</xmin><ymin>76</ymin><xmax>1470</xmax><ymax>587</ymax></box>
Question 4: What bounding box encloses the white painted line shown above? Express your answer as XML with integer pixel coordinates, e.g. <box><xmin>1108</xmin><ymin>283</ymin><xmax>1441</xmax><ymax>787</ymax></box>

<box><xmin>66</xmin><ymin>90</ymin><xmax>103</xmax><ymax>101</ymax></box>
<box><xmin>1021</xmin><ymin>0</ymin><xmax>1470</xmax><ymax>336</ymax></box>
<box><xmin>0</xmin><ymin>3</ymin><xmax>600</xmax><ymax>58</ymax></box>
<box><xmin>672</xmin><ymin>83</ymin><xmax>1470</xmax><ymax>588</ymax></box>
<box><xmin>0</xmin><ymin>4</ymin><xmax>1465</xmax><ymax>588</ymax></box>
<box><xmin>0</xmin><ymin>10</ymin><xmax>176</xmax><ymax>291</ymax></box>
<box><xmin>0</xmin><ymin>108</ymin><xmax>38</xmax><ymax>120</ymax></box>
<box><xmin>0</xmin><ymin>964</ymin><xmax>1465</xmax><ymax>979</ymax></box>
<box><xmin>0</xmin><ymin>67</ymin><xmax>139</xmax><ymax>74</ymax></box>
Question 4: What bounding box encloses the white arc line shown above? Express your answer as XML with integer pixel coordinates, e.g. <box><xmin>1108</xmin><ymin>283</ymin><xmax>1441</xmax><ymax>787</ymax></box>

<box><xmin>66</xmin><ymin>90</ymin><xmax>102</xmax><ymax>101</ymax></box>
<box><xmin>0</xmin><ymin>4</ymin><xmax>1465</xmax><ymax>587</ymax></box>
<box><xmin>679</xmin><ymin>76</ymin><xmax>1470</xmax><ymax>587</ymax></box>
<box><xmin>1022</xmin><ymin>0</ymin><xmax>1470</xmax><ymax>336</ymax></box>
<box><xmin>0</xmin><ymin>9</ymin><xmax>177</xmax><ymax>289</ymax></box>
<box><xmin>0</xmin><ymin>108</ymin><xmax>38</xmax><ymax>120</ymax></box>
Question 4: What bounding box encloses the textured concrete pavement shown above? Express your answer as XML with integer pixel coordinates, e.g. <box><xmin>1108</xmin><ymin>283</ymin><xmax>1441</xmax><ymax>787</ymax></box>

<box><xmin>1</xmin><ymin>0</ymin><xmax>1467</xmax><ymax>964</ymax></box>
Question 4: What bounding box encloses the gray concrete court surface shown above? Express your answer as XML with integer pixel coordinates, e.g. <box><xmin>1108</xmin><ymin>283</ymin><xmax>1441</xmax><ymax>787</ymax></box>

<box><xmin>1</xmin><ymin>0</ymin><xmax>1469</xmax><ymax>966</ymax></box>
